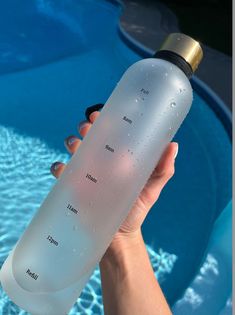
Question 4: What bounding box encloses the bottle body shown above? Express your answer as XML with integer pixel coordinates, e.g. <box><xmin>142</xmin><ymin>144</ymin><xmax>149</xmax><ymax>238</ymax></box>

<box><xmin>0</xmin><ymin>58</ymin><xmax>192</xmax><ymax>314</ymax></box>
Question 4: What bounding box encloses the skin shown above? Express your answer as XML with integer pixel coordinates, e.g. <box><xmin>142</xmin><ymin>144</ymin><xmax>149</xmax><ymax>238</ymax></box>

<box><xmin>50</xmin><ymin>109</ymin><xmax>178</xmax><ymax>315</ymax></box>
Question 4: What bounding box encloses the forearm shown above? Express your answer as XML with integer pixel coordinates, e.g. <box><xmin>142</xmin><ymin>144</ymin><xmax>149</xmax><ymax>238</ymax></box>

<box><xmin>99</xmin><ymin>230</ymin><xmax>172</xmax><ymax>315</ymax></box>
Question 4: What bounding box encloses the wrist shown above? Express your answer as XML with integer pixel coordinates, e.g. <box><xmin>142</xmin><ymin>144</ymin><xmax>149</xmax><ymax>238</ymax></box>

<box><xmin>100</xmin><ymin>229</ymin><xmax>144</xmax><ymax>270</ymax></box>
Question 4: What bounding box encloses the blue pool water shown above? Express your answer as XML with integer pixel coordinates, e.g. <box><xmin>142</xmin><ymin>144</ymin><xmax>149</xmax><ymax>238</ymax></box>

<box><xmin>0</xmin><ymin>0</ymin><xmax>232</xmax><ymax>314</ymax></box>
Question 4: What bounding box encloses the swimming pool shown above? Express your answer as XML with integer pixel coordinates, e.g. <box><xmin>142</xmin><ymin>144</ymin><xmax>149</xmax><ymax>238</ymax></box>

<box><xmin>0</xmin><ymin>0</ymin><xmax>232</xmax><ymax>314</ymax></box>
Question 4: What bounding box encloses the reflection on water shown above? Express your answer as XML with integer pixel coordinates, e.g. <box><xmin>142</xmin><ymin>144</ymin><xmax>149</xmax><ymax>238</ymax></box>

<box><xmin>175</xmin><ymin>287</ymin><xmax>203</xmax><ymax>311</ymax></box>
<box><xmin>197</xmin><ymin>254</ymin><xmax>219</xmax><ymax>280</ymax></box>
<box><xmin>173</xmin><ymin>252</ymin><xmax>232</xmax><ymax>314</ymax></box>
<box><xmin>0</xmin><ymin>126</ymin><xmax>177</xmax><ymax>314</ymax></box>
<box><xmin>36</xmin><ymin>0</ymin><xmax>85</xmax><ymax>38</ymax></box>
<box><xmin>174</xmin><ymin>254</ymin><xmax>220</xmax><ymax>311</ymax></box>
<box><xmin>146</xmin><ymin>246</ymin><xmax>177</xmax><ymax>283</ymax></box>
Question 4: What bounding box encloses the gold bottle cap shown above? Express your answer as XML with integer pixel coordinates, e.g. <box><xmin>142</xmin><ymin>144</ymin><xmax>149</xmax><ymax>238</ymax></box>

<box><xmin>159</xmin><ymin>33</ymin><xmax>203</xmax><ymax>72</ymax></box>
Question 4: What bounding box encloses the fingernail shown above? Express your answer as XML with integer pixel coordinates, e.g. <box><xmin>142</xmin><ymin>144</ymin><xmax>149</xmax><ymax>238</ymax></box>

<box><xmin>89</xmin><ymin>111</ymin><xmax>96</xmax><ymax>121</ymax></box>
<box><xmin>79</xmin><ymin>121</ymin><xmax>88</xmax><ymax>131</ymax></box>
<box><xmin>51</xmin><ymin>162</ymin><xmax>61</xmax><ymax>171</ymax></box>
<box><xmin>67</xmin><ymin>136</ymin><xmax>77</xmax><ymax>146</ymax></box>
<box><xmin>174</xmin><ymin>144</ymin><xmax>179</xmax><ymax>159</ymax></box>
<box><xmin>85</xmin><ymin>104</ymin><xmax>104</xmax><ymax>121</ymax></box>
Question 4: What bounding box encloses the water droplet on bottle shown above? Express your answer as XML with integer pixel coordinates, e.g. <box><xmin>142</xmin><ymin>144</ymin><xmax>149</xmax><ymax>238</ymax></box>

<box><xmin>168</xmin><ymin>127</ymin><xmax>173</xmax><ymax>137</ymax></box>
<box><xmin>170</xmin><ymin>102</ymin><xmax>176</xmax><ymax>108</ymax></box>
<box><xmin>177</xmin><ymin>37</ymin><xmax>181</xmax><ymax>41</ymax></box>
<box><xmin>131</xmin><ymin>151</ymin><xmax>133</xmax><ymax>155</ymax></box>
<box><xmin>135</xmin><ymin>98</ymin><xmax>139</xmax><ymax>103</ymax></box>
<box><xmin>73</xmin><ymin>225</ymin><xmax>78</xmax><ymax>231</ymax></box>
<box><xmin>179</xmin><ymin>88</ymin><xmax>182</xmax><ymax>93</ymax></box>
<box><xmin>72</xmin><ymin>248</ymin><xmax>76</xmax><ymax>253</ymax></box>
<box><xmin>164</xmin><ymin>72</ymin><xmax>168</xmax><ymax>77</ymax></box>
<box><xmin>66</xmin><ymin>211</ymin><xmax>71</xmax><ymax>216</ymax></box>
<box><xmin>140</xmin><ymin>112</ymin><xmax>143</xmax><ymax>116</ymax></box>
<box><xmin>127</xmin><ymin>133</ymin><xmax>130</xmax><ymax>137</ymax></box>
<box><xmin>128</xmin><ymin>149</ymin><xmax>130</xmax><ymax>152</ymax></box>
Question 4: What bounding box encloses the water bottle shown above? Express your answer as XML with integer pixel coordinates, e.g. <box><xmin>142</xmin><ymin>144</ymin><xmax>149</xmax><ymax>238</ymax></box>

<box><xmin>0</xmin><ymin>33</ymin><xmax>203</xmax><ymax>315</ymax></box>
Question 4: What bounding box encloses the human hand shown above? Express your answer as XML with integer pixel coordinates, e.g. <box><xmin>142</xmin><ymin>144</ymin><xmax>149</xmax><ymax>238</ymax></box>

<box><xmin>50</xmin><ymin>105</ymin><xmax>178</xmax><ymax>255</ymax></box>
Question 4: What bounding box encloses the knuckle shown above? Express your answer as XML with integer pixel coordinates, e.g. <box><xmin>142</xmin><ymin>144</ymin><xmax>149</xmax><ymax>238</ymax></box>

<box><xmin>165</xmin><ymin>166</ymin><xmax>175</xmax><ymax>179</ymax></box>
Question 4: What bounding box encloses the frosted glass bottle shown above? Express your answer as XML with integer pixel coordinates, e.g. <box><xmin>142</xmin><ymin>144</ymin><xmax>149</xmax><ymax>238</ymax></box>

<box><xmin>0</xmin><ymin>33</ymin><xmax>203</xmax><ymax>315</ymax></box>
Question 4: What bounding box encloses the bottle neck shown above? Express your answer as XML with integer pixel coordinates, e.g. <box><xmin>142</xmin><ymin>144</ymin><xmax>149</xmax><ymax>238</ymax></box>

<box><xmin>154</xmin><ymin>50</ymin><xmax>193</xmax><ymax>78</ymax></box>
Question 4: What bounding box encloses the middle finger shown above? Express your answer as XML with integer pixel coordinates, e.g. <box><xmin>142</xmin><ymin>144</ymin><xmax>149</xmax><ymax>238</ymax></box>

<box><xmin>64</xmin><ymin>135</ymin><xmax>82</xmax><ymax>154</ymax></box>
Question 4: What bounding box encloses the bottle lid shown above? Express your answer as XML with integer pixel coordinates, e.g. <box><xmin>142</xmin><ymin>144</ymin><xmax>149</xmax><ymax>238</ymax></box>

<box><xmin>158</xmin><ymin>33</ymin><xmax>203</xmax><ymax>72</ymax></box>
